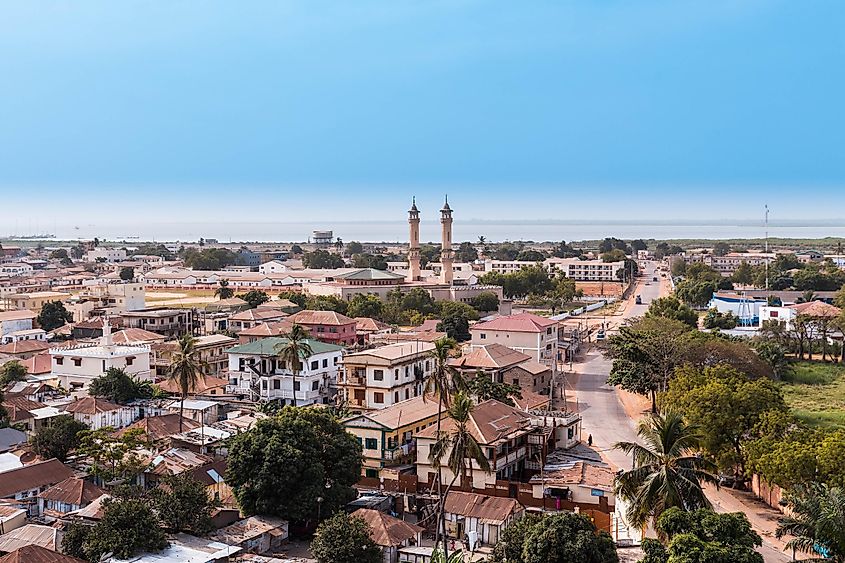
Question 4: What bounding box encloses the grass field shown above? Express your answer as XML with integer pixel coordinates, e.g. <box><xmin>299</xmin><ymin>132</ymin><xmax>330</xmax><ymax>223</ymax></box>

<box><xmin>781</xmin><ymin>362</ymin><xmax>845</xmax><ymax>429</ymax></box>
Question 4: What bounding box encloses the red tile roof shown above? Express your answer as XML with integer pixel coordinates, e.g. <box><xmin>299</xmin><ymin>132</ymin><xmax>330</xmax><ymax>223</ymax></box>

<box><xmin>416</xmin><ymin>399</ymin><xmax>532</xmax><ymax>445</ymax></box>
<box><xmin>788</xmin><ymin>301</ymin><xmax>842</xmax><ymax>318</ymax></box>
<box><xmin>20</xmin><ymin>353</ymin><xmax>52</xmax><ymax>375</ymax></box>
<box><xmin>0</xmin><ymin>340</ymin><xmax>51</xmax><ymax>355</ymax></box>
<box><xmin>471</xmin><ymin>313</ymin><xmax>557</xmax><ymax>334</ymax></box>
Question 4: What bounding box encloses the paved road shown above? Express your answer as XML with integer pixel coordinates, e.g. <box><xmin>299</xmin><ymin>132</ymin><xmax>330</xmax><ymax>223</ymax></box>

<box><xmin>568</xmin><ymin>263</ymin><xmax>791</xmax><ymax>562</ymax></box>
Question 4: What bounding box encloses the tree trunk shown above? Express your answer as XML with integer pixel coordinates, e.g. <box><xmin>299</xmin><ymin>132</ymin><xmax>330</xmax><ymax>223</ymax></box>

<box><xmin>292</xmin><ymin>371</ymin><xmax>297</xmax><ymax>407</ymax></box>
<box><xmin>435</xmin><ymin>395</ymin><xmax>446</xmax><ymax>557</ymax></box>
<box><xmin>179</xmin><ymin>395</ymin><xmax>185</xmax><ymax>432</ymax></box>
<box><xmin>650</xmin><ymin>388</ymin><xmax>657</xmax><ymax>414</ymax></box>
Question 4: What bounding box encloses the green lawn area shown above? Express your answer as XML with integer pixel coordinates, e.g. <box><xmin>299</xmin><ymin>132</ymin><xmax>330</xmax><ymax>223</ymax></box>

<box><xmin>780</xmin><ymin>362</ymin><xmax>845</xmax><ymax>430</ymax></box>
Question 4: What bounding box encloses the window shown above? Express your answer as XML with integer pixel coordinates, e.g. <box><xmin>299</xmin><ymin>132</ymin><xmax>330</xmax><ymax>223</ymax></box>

<box><xmin>262</xmin><ymin>380</ymin><xmax>267</xmax><ymax>390</ymax></box>
<box><xmin>73</xmin><ymin>358</ymin><xmax>82</xmax><ymax>367</ymax></box>
<box><xmin>273</xmin><ymin>379</ymin><xmax>280</xmax><ymax>390</ymax></box>
<box><xmin>294</xmin><ymin>381</ymin><xmax>301</xmax><ymax>391</ymax></box>
<box><xmin>126</xmin><ymin>357</ymin><xmax>134</xmax><ymax>366</ymax></box>
<box><xmin>373</xmin><ymin>370</ymin><xmax>384</xmax><ymax>381</ymax></box>
<box><xmin>310</xmin><ymin>361</ymin><xmax>318</xmax><ymax>370</ymax></box>
<box><xmin>425</xmin><ymin>361</ymin><xmax>430</xmax><ymax>370</ymax></box>
<box><xmin>56</xmin><ymin>357</ymin><xmax>63</xmax><ymax>366</ymax></box>
<box><xmin>365</xmin><ymin>468</ymin><xmax>379</xmax><ymax>478</ymax></box>
<box><xmin>374</xmin><ymin>392</ymin><xmax>384</xmax><ymax>404</ymax></box>
<box><xmin>312</xmin><ymin>380</ymin><xmax>319</xmax><ymax>390</ymax></box>
<box><xmin>480</xmin><ymin>333</ymin><xmax>486</xmax><ymax>339</ymax></box>
<box><xmin>405</xmin><ymin>389</ymin><xmax>409</xmax><ymax>400</ymax></box>
<box><xmin>394</xmin><ymin>369</ymin><xmax>399</xmax><ymax>380</ymax></box>
<box><xmin>394</xmin><ymin>391</ymin><xmax>399</xmax><ymax>403</ymax></box>
<box><xmin>365</xmin><ymin>438</ymin><xmax>378</xmax><ymax>450</ymax></box>
<box><xmin>322</xmin><ymin>359</ymin><xmax>328</xmax><ymax>368</ymax></box>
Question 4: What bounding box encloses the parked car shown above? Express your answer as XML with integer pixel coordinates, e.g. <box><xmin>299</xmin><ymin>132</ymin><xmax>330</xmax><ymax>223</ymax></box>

<box><xmin>635</xmin><ymin>295</ymin><xmax>642</xmax><ymax>304</ymax></box>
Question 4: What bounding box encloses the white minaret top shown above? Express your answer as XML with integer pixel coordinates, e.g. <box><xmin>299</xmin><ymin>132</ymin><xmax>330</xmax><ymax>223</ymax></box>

<box><xmin>407</xmin><ymin>197</ymin><xmax>421</xmax><ymax>282</ymax></box>
<box><xmin>440</xmin><ymin>196</ymin><xmax>454</xmax><ymax>285</ymax></box>
<box><xmin>101</xmin><ymin>316</ymin><xmax>113</xmax><ymax>347</ymax></box>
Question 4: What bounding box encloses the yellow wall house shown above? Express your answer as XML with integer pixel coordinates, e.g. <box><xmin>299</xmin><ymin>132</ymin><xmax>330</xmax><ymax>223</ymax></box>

<box><xmin>343</xmin><ymin>395</ymin><xmax>440</xmax><ymax>479</ymax></box>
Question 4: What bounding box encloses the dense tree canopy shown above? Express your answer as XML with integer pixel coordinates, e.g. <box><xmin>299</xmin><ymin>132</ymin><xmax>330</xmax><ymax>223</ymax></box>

<box><xmin>659</xmin><ymin>364</ymin><xmax>787</xmax><ymax>476</ymax></box>
<box><xmin>645</xmin><ymin>296</ymin><xmax>699</xmax><ymax>329</ymax></box>
<box><xmin>347</xmin><ymin>294</ymin><xmax>386</xmax><ymax>319</ymax></box>
<box><xmin>37</xmin><ymin>301</ymin><xmax>73</xmax><ymax>331</ymax></box>
<box><xmin>239</xmin><ymin>290</ymin><xmax>270</xmax><ymax>308</ymax></box>
<box><xmin>152</xmin><ymin>474</ymin><xmax>216</xmax><ymax>534</ymax></box>
<box><xmin>227</xmin><ymin>407</ymin><xmax>362</xmax><ymax>522</ymax></box>
<box><xmin>303</xmin><ymin>249</ymin><xmax>346</xmax><ymax>269</ymax></box>
<box><xmin>521</xmin><ymin>512</ymin><xmax>618</xmax><ymax>563</ymax></box>
<box><xmin>31</xmin><ymin>415</ymin><xmax>88</xmax><ymax>461</ymax></box>
<box><xmin>89</xmin><ymin>368</ymin><xmax>154</xmax><ymax>404</ymax></box>
<box><xmin>180</xmin><ymin>247</ymin><xmax>238</xmax><ymax>269</ymax></box>
<box><xmin>641</xmin><ymin>508</ymin><xmax>763</xmax><ymax>563</ymax></box>
<box><xmin>0</xmin><ymin>360</ymin><xmax>27</xmax><ymax>386</ymax></box>
<box><xmin>310</xmin><ymin>512</ymin><xmax>382</xmax><ymax>563</ymax></box>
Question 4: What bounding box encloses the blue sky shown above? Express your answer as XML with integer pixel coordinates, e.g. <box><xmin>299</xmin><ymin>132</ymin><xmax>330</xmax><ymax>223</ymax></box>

<box><xmin>1</xmin><ymin>0</ymin><xmax>844</xmax><ymax>225</ymax></box>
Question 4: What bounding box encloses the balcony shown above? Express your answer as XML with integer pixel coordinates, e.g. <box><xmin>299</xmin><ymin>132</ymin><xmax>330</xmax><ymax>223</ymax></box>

<box><xmin>383</xmin><ymin>442</ymin><xmax>416</xmax><ymax>466</ymax></box>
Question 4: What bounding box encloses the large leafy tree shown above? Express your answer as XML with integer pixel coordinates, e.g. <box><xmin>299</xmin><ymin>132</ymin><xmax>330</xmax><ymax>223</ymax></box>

<box><xmin>615</xmin><ymin>412</ymin><xmax>717</xmax><ymax>531</ymax></box>
<box><xmin>89</xmin><ymin>367</ymin><xmax>153</xmax><ymax>404</ymax></box>
<box><xmin>167</xmin><ymin>334</ymin><xmax>207</xmax><ymax>431</ymax></box>
<box><xmin>645</xmin><ymin>296</ymin><xmax>699</xmax><ymax>329</ymax></box>
<box><xmin>521</xmin><ymin>512</ymin><xmax>618</xmax><ymax>563</ymax></box>
<box><xmin>776</xmin><ymin>483</ymin><xmax>845</xmax><ymax>562</ymax></box>
<box><xmin>659</xmin><ymin>364</ymin><xmax>787</xmax><ymax>478</ymax></box>
<box><xmin>226</xmin><ymin>407</ymin><xmax>361</xmax><ymax>522</ymax></box>
<box><xmin>606</xmin><ymin>317</ymin><xmax>692</xmax><ymax>413</ymax></box>
<box><xmin>78</xmin><ymin>427</ymin><xmax>150</xmax><ymax>484</ymax></box>
<box><xmin>302</xmin><ymin>249</ymin><xmax>346</xmax><ymax>269</ymax></box>
<box><xmin>31</xmin><ymin>414</ymin><xmax>88</xmax><ymax>462</ymax></box>
<box><xmin>0</xmin><ymin>360</ymin><xmax>27</xmax><ymax>386</ymax></box>
<box><xmin>311</xmin><ymin>512</ymin><xmax>382</xmax><ymax>563</ymax></box>
<box><xmin>276</xmin><ymin>324</ymin><xmax>313</xmax><ymax>407</ymax></box>
<box><xmin>641</xmin><ymin>507</ymin><xmax>763</xmax><ymax>563</ymax></box>
<box><xmin>239</xmin><ymin>289</ymin><xmax>269</xmax><ymax>308</ymax></box>
<box><xmin>152</xmin><ymin>474</ymin><xmax>216</xmax><ymax>534</ymax></box>
<box><xmin>63</xmin><ymin>497</ymin><xmax>168</xmax><ymax>562</ymax></box>
<box><xmin>489</xmin><ymin>513</ymin><xmax>542</xmax><ymax>563</ymax></box>
<box><xmin>470</xmin><ymin>291</ymin><xmax>500</xmax><ymax>313</ymax></box>
<box><xmin>37</xmin><ymin>300</ymin><xmax>73</xmax><ymax>331</ymax></box>
<box><xmin>346</xmin><ymin>293</ymin><xmax>386</xmax><ymax>320</ymax></box>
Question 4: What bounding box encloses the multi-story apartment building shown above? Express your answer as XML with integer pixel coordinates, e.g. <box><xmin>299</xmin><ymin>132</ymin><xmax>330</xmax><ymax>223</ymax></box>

<box><xmin>342</xmin><ymin>395</ymin><xmax>440</xmax><ymax>478</ymax></box>
<box><xmin>415</xmin><ymin>400</ymin><xmax>581</xmax><ymax>489</ymax></box>
<box><xmin>288</xmin><ymin>310</ymin><xmax>357</xmax><ymax>346</ymax></box>
<box><xmin>49</xmin><ymin>326</ymin><xmax>152</xmax><ymax>390</ymax></box>
<box><xmin>152</xmin><ymin>334</ymin><xmax>237</xmax><ymax>377</ymax></box>
<box><xmin>120</xmin><ymin>308</ymin><xmax>190</xmax><ymax>338</ymax></box>
<box><xmin>84</xmin><ymin>248</ymin><xmax>128</xmax><ymax>263</ymax></box>
<box><xmin>545</xmin><ymin>258</ymin><xmax>625</xmax><ymax>282</ymax></box>
<box><xmin>339</xmin><ymin>342</ymin><xmax>435</xmax><ymax>411</ymax></box>
<box><xmin>73</xmin><ymin>281</ymin><xmax>146</xmax><ymax>313</ymax></box>
<box><xmin>469</xmin><ymin>313</ymin><xmax>559</xmax><ymax>367</ymax></box>
<box><xmin>225</xmin><ymin>337</ymin><xmax>343</xmax><ymax>406</ymax></box>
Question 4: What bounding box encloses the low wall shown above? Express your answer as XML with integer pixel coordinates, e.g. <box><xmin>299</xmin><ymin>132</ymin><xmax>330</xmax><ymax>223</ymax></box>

<box><xmin>751</xmin><ymin>474</ymin><xmax>785</xmax><ymax>513</ymax></box>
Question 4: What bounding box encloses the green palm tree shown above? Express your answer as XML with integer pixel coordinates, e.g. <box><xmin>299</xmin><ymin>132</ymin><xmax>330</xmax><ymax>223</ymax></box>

<box><xmin>430</xmin><ymin>392</ymin><xmax>491</xmax><ymax>557</ymax></box>
<box><xmin>167</xmin><ymin>334</ymin><xmax>208</xmax><ymax>432</ymax></box>
<box><xmin>776</xmin><ymin>483</ymin><xmax>845</xmax><ymax>562</ymax></box>
<box><xmin>423</xmin><ymin>337</ymin><xmax>465</xmax><ymax>555</ymax></box>
<box><xmin>614</xmin><ymin>411</ymin><xmax>717</xmax><ymax>531</ymax></box>
<box><xmin>215</xmin><ymin>279</ymin><xmax>234</xmax><ymax>300</ymax></box>
<box><xmin>276</xmin><ymin>324</ymin><xmax>314</xmax><ymax>407</ymax></box>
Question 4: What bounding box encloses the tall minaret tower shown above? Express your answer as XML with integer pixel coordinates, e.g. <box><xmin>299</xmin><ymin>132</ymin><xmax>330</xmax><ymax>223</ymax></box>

<box><xmin>440</xmin><ymin>196</ymin><xmax>454</xmax><ymax>285</ymax></box>
<box><xmin>407</xmin><ymin>197</ymin><xmax>421</xmax><ymax>282</ymax></box>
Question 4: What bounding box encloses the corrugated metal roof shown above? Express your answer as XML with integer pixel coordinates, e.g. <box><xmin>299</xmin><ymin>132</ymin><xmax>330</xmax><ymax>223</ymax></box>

<box><xmin>443</xmin><ymin>491</ymin><xmax>521</xmax><ymax>523</ymax></box>
<box><xmin>226</xmin><ymin>337</ymin><xmax>342</xmax><ymax>356</ymax></box>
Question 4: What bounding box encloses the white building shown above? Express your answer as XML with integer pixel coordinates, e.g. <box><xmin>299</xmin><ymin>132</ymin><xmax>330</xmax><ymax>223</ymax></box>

<box><xmin>76</xmin><ymin>281</ymin><xmax>146</xmax><ymax>312</ymax></box>
<box><xmin>0</xmin><ymin>263</ymin><xmax>34</xmax><ymax>276</ymax></box>
<box><xmin>708</xmin><ymin>292</ymin><xmax>767</xmax><ymax>325</ymax></box>
<box><xmin>546</xmin><ymin>258</ymin><xmax>625</xmax><ymax>282</ymax></box>
<box><xmin>0</xmin><ymin>310</ymin><xmax>37</xmax><ymax>337</ymax></box>
<box><xmin>0</xmin><ymin>328</ymin><xmax>47</xmax><ymax>345</ymax></box>
<box><xmin>64</xmin><ymin>397</ymin><xmax>136</xmax><ymax>430</ymax></box>
<box><xmin>49</xmin><ymin>325</ymin><xmax>152</xmax><ymax>390</ymax></box>
<box><xmin>258</xmin><ymin>260</ymin><xmax>289</xmax><ymax>274</ymax></box>
<box><xmin>84</xmin><ymin>248</ymin><xmax>128</xmax><ymax>263</ymax></box>
<box><xmin>469</xmin><ymin>313</ymin><xmax>559</xmax><ymax>366</ymax></box>
<box><xmin>339</xmin><ymin>342</ymin><xmax>435</xmax><ymax>411</ymax></box>
<box><xmin>226</xmin><ymin>337</ymin><xmax>343</xmax><ymax>406</ymax></box>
